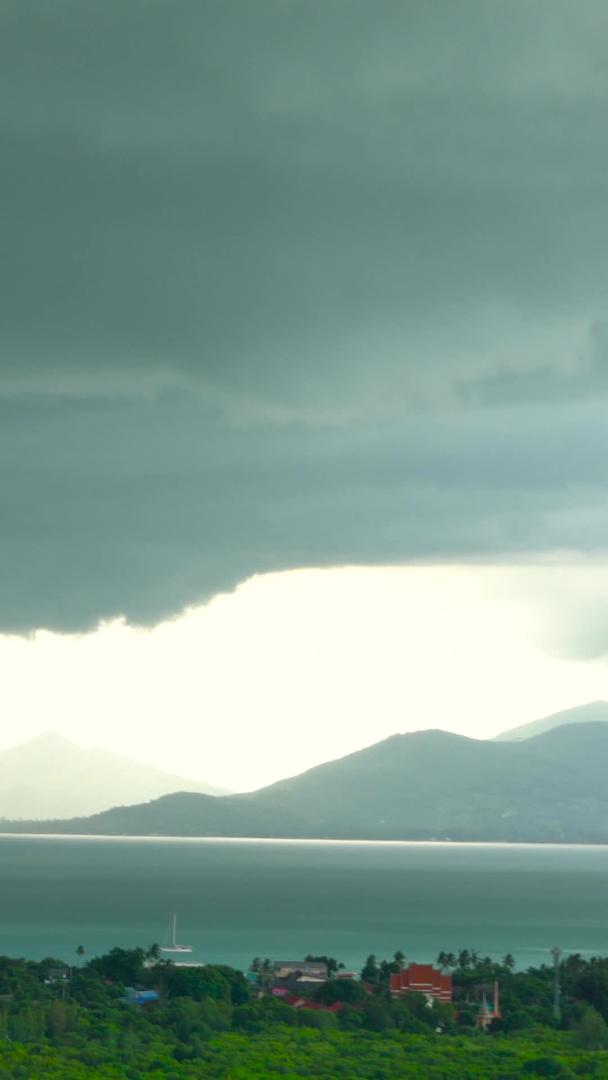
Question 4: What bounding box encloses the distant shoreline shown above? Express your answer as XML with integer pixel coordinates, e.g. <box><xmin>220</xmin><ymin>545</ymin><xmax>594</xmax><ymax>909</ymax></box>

<box><xmin>1</xmin><ymin>833</ymin><xmax>608</xmax><ymax>849</ymax></box>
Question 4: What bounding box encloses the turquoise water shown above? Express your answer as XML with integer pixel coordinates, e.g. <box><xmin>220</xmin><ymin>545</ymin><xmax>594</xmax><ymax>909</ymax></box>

<box><xmin>1</xmin><ymin>836</ymin><xmax>607</xmax><ymax>972</ymax></box>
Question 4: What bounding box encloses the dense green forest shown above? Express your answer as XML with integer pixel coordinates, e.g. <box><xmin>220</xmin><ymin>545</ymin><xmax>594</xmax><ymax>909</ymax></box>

<box><xmin>2</xmin><ymin>946</ymin><xmax>608</xmax><ymax>1077</ymax></box>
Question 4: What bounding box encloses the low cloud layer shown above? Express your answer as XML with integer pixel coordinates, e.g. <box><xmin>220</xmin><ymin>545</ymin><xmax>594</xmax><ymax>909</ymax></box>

<box><xmin>2</xmin><ymin>1</ymin><xmax>608</xmax><ymax>631</ymax></box>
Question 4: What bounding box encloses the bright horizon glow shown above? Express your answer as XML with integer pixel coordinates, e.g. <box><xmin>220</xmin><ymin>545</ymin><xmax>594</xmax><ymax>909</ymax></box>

<box><xmin>1</xmin><ymin>562</ymin><xmax>606</xmax><ymax>792</ymax></box>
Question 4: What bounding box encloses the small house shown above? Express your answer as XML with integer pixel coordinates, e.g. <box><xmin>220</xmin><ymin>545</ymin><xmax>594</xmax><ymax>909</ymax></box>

<box><xmin>123</xmin><ymin>987</ymin><xmax>160</xmax><ymax>1005</ymax></box>
<box><xmin>272</xmin><ymin>960</ymin><xmax>328</xmax><ymax>981</ymax></box>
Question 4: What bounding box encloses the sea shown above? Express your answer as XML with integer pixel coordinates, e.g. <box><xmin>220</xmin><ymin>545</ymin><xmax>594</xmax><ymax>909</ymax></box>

<box><xmin>0</xmin><ymin>835</ymin><xmax>607</xmax><ymax>972</ymax></box>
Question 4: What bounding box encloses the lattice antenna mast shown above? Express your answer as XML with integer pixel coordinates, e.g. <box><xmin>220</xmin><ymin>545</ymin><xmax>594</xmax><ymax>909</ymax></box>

<box><xmin>551</xmin><ymin>946</ymin><xmax>562</xmax><ymax>1024</ymax></box>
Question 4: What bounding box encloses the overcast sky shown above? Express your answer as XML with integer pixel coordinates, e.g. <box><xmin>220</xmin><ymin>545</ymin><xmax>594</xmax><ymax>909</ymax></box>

<box><xmin>2</xmin><ymin>2</ymin><xmax>608</xmax><ymax>786</ymax></box>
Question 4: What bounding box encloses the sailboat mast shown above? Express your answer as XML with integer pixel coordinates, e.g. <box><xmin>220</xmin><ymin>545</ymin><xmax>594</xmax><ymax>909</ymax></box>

<box><xmin>172</xmin><ymin>913</ymin><xmax>177</xmax><ymax>947</ymax></box>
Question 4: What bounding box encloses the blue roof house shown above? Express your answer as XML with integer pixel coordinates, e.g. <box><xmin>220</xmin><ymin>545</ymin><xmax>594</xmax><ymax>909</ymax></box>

<box><xmin>123</xmin><ymin>987</ymin><xmax>160</xmax><ymax>1005</ymax></box>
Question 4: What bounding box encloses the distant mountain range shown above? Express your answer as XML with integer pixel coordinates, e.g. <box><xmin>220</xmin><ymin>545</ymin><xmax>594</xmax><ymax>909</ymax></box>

<box><xmin>0</xmin><ymin>732</ymin><xmax>227</xmax><ymax>819</ymax></box>
<box><xmin>5</xmin><ymin>719</ymin><xmax>608</xmax><ymax>843</ymax></box>
<box><xmin>494</xmin><ymin>700</ymin><xmax>608</xmax><ymax>741</ymax></box>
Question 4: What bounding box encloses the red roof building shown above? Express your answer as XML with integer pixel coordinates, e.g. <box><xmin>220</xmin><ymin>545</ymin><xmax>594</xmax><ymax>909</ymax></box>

<box><xmin>274</xmin><ymin>992</ymin><xmax>345</xmax><ymax>1013</ymax></box>
<box><xmin>390</xmin><ymin>963</ymin><xmax>452</xmax><ymax>1003</ymax></box>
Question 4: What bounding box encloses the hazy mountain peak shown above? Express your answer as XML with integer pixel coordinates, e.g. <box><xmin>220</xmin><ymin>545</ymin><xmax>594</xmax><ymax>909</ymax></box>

<box><xmin>0</xmin><ymin>733</ymin><xmax>227</xmax><ymax>820</ymax></box>
<box><xmin>494</xmin><ymin>700</ymin><xmax>608</xmax><ymax>742</ymax></box>
<box><xmin>20</xmin><ymin>730</ymin><xmax>74</xmax><ymax>748</ymax></box>
<box><xmin>1</xmin><ymin>731</ymin><xmax>81</xmax><ymax>763</ymax></box>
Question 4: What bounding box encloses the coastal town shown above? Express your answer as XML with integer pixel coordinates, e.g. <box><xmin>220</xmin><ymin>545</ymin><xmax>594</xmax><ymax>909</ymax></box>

<box><xmin>1</xmin><ymin>943</ymin><xmax>607</xmax><ymax>1077</ymax></box>
<box><xmin>113</xmin><ymin>948</ymin><xmax>524</xmax><ymax>1040</ymax></box>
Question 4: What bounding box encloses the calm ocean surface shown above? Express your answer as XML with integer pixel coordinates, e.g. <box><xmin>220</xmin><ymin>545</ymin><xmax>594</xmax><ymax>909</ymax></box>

<box><xmin>0</xmin><ymin>836</ymin><xmax>607</xmax><ymax>972</ymax></box>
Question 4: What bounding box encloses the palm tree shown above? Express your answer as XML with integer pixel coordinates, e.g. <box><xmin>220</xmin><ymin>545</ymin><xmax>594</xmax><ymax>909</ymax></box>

<box><xmin>261</xmin><ymin>958</ymin><xmax>273</xmax><ymax>992</ymax></box>
<box><xmin>250</xmin><ymin>957</ymin><xmax>263</xmax><ymax>990</ymax></box>
<box><xmin>75</xmin><ymin>945</ymin><xmax>85</xmax><ymax>967</ymax></box>
<box><xmin>436</xmin><ymin>951</ymin><xmax>449</xmax><ymax>972</ymax></box>
<box><xmin>457</xmin><ymin>949</ymin><xmax>471</xmax><ymax>970</ymax></box>
<box><xmin>146</xmin><ymin>943</ymin><xmax>161</xmax><ymax>964</ymax></box>
<box><xmin>379</xmin><ymin>959</ymin><xmax>394</xmax><ymax>982</ymax></box>
<box><xmin>502</xmin><ymin>953</ymin><xmax>515</xmax><ymax>971</ymax></box>
<box><xmin>394</xmin><ymin>950</ymin><xmax>406</xmax><ymax>969</ymax></box>
<box><xmin>470</xmin><ymin>950</ymin><xmax>481</xmax><ymax>970</ymax></box>
<box><xmin>445</xmin><ymin>952</ymin><xmax>457</xmax><ymax>971</ymax></box>
<box><xmin>361</xmin><ymin>954</ymin><xmax>379</xmax><ymax>983</ymax></box>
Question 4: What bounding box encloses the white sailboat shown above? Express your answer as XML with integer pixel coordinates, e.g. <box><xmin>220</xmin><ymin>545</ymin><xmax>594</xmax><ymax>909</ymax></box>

<box><xmin>160</xmin><ymin>913</ymin><xmax>192</xmax><ymax>954</ymax></box>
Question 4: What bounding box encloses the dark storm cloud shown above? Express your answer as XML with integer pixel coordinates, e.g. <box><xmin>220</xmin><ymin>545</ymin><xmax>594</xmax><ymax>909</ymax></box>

<box><xmin>2</xmin><ymin>0</ymin><xmax>608</xmax><ymax>630</ymax></box>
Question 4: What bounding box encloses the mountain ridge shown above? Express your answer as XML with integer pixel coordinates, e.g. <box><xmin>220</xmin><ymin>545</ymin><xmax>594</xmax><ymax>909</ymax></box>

<box><xmin>494</xmin><ymin>700</ymin><xmax>608</xmax><ymax>741</ymax></box>
<box><xmin>4</xmin><ymin>720</ymin><xmax>608</xmax><ymax>844</ymax></box>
